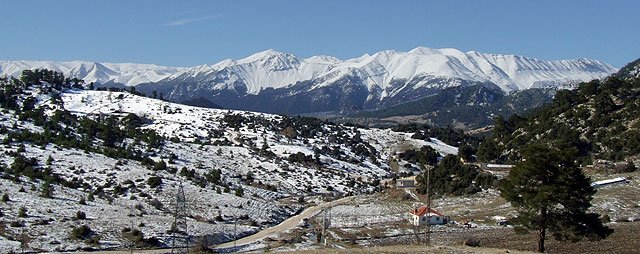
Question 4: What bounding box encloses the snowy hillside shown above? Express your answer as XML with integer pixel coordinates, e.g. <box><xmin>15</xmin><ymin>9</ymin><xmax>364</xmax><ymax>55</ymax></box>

<box><xmin>0</xmin><ymin>73</ymin><xmax>459</xmax><ymax>252</ymax></box>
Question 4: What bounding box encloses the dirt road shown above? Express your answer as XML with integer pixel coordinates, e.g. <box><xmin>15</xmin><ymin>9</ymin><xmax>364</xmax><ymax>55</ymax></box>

<box><xmin>214</xmin><ymin>196</ymin><xmax>354</xmax><ymax>250</ymax></box>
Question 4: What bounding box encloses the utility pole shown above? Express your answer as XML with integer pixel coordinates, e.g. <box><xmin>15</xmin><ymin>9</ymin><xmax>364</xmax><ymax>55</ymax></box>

<box><xmin>21</xmin><ymin>226</ymin><xmax>26</xmax><ymax>254</ymax></box>
<box><xmin>321</xmin><ymin>208</ymin><xmax>326</xmax><ymax>245</ymax></box>
<box><xmin>234</xmin><ymin>214</ymin><xmax>237</xmax><ymax>248</ymax></box>
<box><xmin>129</xmin><ymin>219</ymin><xmax>134</xmax><ymax>254</ymax></box>
<box><xmin>321</xmin><ymin>206</ymin><xmax>332</xmax><ymax>246</ymax></box>
<box><xmin>425</xmin><ymin>165</ymin><xmax>431</xmax><ymax>246</ymax></box>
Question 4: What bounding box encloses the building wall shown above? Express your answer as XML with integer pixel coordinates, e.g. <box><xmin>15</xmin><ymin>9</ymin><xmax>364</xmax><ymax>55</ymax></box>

<box><xmin>412</xmin><ymin>214</ymin><xmax>446</xmax><ymax>226</ymax></box>
<box><xmin>397</xmin><ymin>180</ymin><xmax>415</xmax><ymax>188</ymax></box>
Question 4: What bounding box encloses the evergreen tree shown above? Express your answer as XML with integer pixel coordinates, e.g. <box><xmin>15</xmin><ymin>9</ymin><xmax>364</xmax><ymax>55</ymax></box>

<box><xmin>500</xmin><ymin>143</ymin><xmax>612</xmax><ymax>252</ymax></box>
<box><xmin>416</xmin><ymin>155</ymin><xmax>494</xmax><ymax>196</ymax></box>
<box><xmin>235</xmin><ymin>186</ymin><xmax>244</xmax><ymax>197</ymax></box>
<box><xmin>458</xmin><ymin>144</ymin><xmax>475</xmax><ymax>162</ymax></box>
<box><xmin>46</xmin><ymin>155</ymin><xmax>54</xmax><ymax>165</ymax></box>
<box><xmin>41</xmin><ymin>180</ymin><xmax>54</xmax><ymax>198</ymax></box>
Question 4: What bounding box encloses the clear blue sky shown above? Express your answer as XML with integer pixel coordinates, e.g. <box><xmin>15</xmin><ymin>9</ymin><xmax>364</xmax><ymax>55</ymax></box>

<box><xmin>2</xmin><ymin>0</ymin><xmax>639</xmax><ymax>67</ymax></box>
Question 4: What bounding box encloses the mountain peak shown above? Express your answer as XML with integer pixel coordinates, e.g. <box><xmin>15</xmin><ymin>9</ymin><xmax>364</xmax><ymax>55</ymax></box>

<box><xmin>305</xmin><ymin>55</ymin><xmax>342</xmax><ymax>65</ymax></box>
<box><xmin>241</xmin><ymin>49</ymin><xmax>290</xmax><ymax>61</ymax></box>
<box><xmin>236</xmin><ymin>49</ymin><xmax>300</xmax><ymax>71</ymax></box>
<box><xmin>409</xmin><ymin>46</ymin><xmax>463</xmax><ymax>56</ymax></box>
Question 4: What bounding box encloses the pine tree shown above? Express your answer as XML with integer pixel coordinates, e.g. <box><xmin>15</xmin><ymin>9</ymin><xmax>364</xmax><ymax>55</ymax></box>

<box><xmin>41</xmin><ymin>180</ymin><xmax>54</xmax><ymax>198</ymax></box>
<box><xmin>500</xmin><ymin>143</ymin><xmax>612</xmax><ymax>252</ymax></box>
<box><xmin>46</xmin><ymin>155</ymin><xmax>54</xmax><ymax>165</ymax></box>
<box><xmin>235</xmin><ymin>186</ymin><xmax>244</xmax><ymax>197</ymax></box>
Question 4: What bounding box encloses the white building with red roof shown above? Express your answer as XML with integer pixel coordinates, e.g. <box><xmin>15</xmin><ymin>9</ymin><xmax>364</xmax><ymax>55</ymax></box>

<box><xmin>409</xmin><ymin>206</ymin><xmax>449</xmax><ymax>226</ymax></box>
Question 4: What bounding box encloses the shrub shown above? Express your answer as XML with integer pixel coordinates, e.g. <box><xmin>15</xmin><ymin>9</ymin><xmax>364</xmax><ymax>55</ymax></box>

<box><xmin>147</xmin><ymin>176</ymin><xmax>162</xmax><ymax>188</ymax></box>
<box><xmin>153</xmin><ymin>160</ymin><xmax>167</xmax><ymax>171</ymax></box>
<box><xmin>149</xmin><ymin>198</ymin><xmax>163</xmax><ymax>210</ymax></box>
<box><xmin>84</xmin><ymin>235</ymin><xmax>101</xmax><ymax>245</ymax></box>
<box><xmin>235</xmin><ymin>186</ymin><xmax>244</xmax><ymax>197</ymax></box>
<box><xmin>122</xmin><ymin>227</ymin><xmax>144</xmax><ymax>243</ymax></box>
<box><xmin>1</xmin><ymin>193</ymin><xmax>9</xmax><ymax>202</ymax></box>
<box><xmin>35</xmin><ymin>219</ymin><xmax>50</xmax><ymax>225</ymax></box>
<box><xmin>79</xmin><ymin>197</ymin><xmax>87</xmax><ymax>205</ymax></box>
<box><xmin>10</xmin><ymin>220</ymin><xmax>24</xmax><ymax>227</ymax></box>
<box><xmin>464</xmin><ymin>236</ymin><xmax>480</xmax><ymax>247</ymax></box>
<box><xmin>87</xmin><ymin>193</ymin><xmax>95</xmax><ymax>202</ymax></box>
<box><xmin>624</xmin><ymin>161</ymin><xmax>637</xmax><ymax>172</ymax></box>
<box><xmin>134</xmin><ymin>203</ymin><xmax>146</xmax><ymax>213</ymax></box>
<box><xmin>18</xmin><ymin>206</ymin><xmax>27</xmax><ymax>217</ymax></box>
<box><xmin>70</xmin><ymin>225</ymin><xmax>93</xmax><ymax>240</ymax></box>
<box><xmin>76</xmin><ymin>211</ymin><xmax>87</xmax><ymax>220</ymax></box>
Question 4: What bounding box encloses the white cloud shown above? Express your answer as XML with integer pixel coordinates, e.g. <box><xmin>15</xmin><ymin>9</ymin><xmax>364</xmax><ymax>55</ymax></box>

<box><xmin>164</xmin><ymin>14</ymin><xmax>223</xmax><ymax>27</ymax></box>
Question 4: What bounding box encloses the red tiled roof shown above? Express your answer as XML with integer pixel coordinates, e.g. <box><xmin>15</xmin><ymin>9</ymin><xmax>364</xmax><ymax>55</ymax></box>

<box><xmin>409</xmin><ymin>206</ymin><xmax>444</xmax><ymax>216</ymax></box>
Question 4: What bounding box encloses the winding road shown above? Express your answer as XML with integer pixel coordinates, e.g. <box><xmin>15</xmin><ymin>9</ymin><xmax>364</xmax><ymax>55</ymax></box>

<box><xmin>214</xmin><ymin>196</ymin><xmax>354</xmax><ymax>250</ymax></box>
<box><xmin>74</xmin><ymin>197</ymin><xmax>353</xmax><ymax>254</ymax></box>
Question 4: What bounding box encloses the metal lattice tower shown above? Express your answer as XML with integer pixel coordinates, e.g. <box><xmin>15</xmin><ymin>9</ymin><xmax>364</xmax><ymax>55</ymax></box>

<box><xmin>171</xmin><ymin>182</ymin><xmax>189</xmax><ymax>254</ymax></box>
<box><xmin>321</xmin><ymin>206</ymin><xmax>332</xmax><ymax>245</ymax></box>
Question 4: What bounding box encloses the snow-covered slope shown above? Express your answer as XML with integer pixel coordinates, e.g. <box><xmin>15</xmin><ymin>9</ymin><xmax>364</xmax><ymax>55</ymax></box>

<box><xmin>0</xmin><ymin>82</ymin><xmax>463</xmax><ymax>252</ymax></box>
<box><xmin>0</xmin><ymin>60</ymin><xmax>188</xmax><ymax>86</ymax></box>
<box><xmin>1</xmin><ymin>47</ymin><xmax>617</xmax><ymax>115</ymax></box>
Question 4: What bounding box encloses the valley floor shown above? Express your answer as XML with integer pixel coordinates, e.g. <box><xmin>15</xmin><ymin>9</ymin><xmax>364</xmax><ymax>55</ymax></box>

<box><xmin>58</xmin><ymin>169</ymin><xmax>640</xmax><ymax>254</ymax></box>
<box><xmin>213</xmin><ymin>170</ymin><xmax>640</xmax><ymax>254</ymax></box>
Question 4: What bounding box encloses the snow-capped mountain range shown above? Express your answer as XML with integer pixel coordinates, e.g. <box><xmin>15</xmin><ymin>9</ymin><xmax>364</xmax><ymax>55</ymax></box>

<box><xmin>0</xmin><ymin>60</ymin><xmax>188</xmax><ymax>86</ymax></box>
<box><xmin>1</xmin><ymin>47</ymin><xmax>617</xmax><ymax>114</ymax></box>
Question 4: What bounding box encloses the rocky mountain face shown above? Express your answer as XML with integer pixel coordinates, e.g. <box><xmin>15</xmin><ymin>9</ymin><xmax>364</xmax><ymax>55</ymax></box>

<box><xmin>0</xmin><ymin>60</ymin><xmax>187</xmax><ymax>86</ymax></box>
<box><xmin>2</xmin><ymin>47</ymin><xmax>616</xmax><ymax>117</ymax></box>
<box><xmin>352</xmin><ymin>85</ymin><xmax>556</xmax><ymax>129</ymax></box>
<box><xmin>136</xmin><ymin>48</ymin><xmax>615</xmax><ymax>115</ymax></box>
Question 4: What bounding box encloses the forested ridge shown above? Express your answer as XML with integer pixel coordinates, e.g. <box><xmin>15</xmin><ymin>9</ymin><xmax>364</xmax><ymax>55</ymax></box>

<box><xmin>477</xmin><ymin>58</ymin><xmax>640</xmax><ymax>164</ymax></box>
